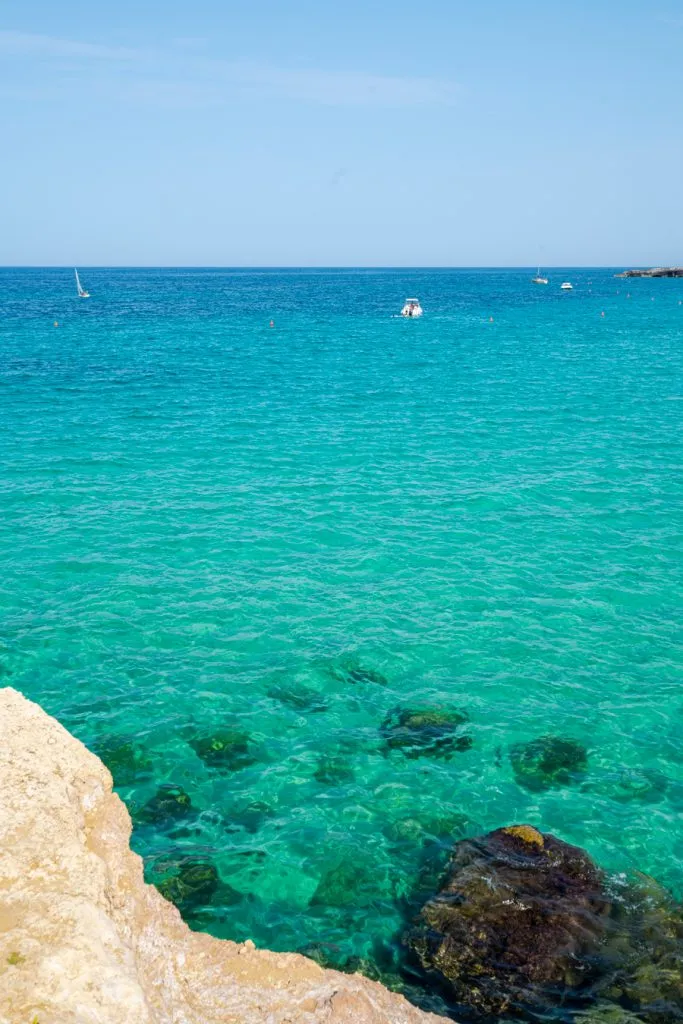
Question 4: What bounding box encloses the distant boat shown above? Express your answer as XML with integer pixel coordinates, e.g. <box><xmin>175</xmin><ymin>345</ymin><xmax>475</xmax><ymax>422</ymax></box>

<box><xmin>560</xmin><ymin>281</ymin><xmax>573</xmax><ymax>290</ymax></box>
<box><xmin>532</xmin><ymin>267</ymin><xmax>548</xmax><ymax>284</ymax></box>
<box><xmin>75</xmin><ymin>269</ymin><xmax>90</xmax><ymax>299</ymax></box>
<box><xmin>400</xmin><ymin>298</ymin><xmax>423</xmax><ymax>318</ymax></box>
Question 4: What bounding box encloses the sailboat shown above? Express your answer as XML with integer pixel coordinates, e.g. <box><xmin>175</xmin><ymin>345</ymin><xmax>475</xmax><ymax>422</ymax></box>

<box><xmin>74</xmin><ymin>269</ymin><xmax>90</xmax><ymax>299</ymax></box>
<box><xmin>532</xmin><ymin>266</ymin><xmax>548</xmax><ymax>285</ymax></box>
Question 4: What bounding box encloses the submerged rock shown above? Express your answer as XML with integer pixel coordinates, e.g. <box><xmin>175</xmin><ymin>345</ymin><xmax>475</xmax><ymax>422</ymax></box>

<box><xmin>93</xmin><ymin>735</ymin><xmax>153</xmax><ymax>787</ymax></box>
<box><xmin>267</xmin><ymin>680</ymin><xmax>328</xmax><ymax>713</ymax></box>
<box><xmin>312</xmin><ymin>852</ymin><xmax>388</xmax><ymax>910</ymax></box>
<box><xmin>408</xmin><ymin>825</ymin><xmax>610</xmax><ymax>1015</ymax></box>
<box><xmin>138</xmin><ymin>784</ymin><xmax>193</xmax><ymax>824</ymax></box>
<box><xmin>595</xmin><ymin>766</ymin><xmax>669</xmax><ymax>805</ymax></box>
<box><xmin>327</xmin><ymin>655</ymin><xmax>389</xmax><ymax>688</ymax></box>
<box><xmin>510</xmin><ymin>734</ymin><xmax>588</xmax><ymax>790</ymax></box>
<box><xmin>384</xmin><ymin>812</ymin><xmax>468</xmax><ymax>846</ymax></box>
<box><xmin>189</xmin><ymin>728</ymin><xmax>258</xmax><ymax>771</ymax></box>
<box><xmin>231</xmin><ymin>800</ymin><xmax>275</xmax><ymax>833</ymax></box>
<box><xmin>381</xmin><ymin>707</ymin><xmax>472</xmax><ymax>760</ymax></box>
<box><xmin>156</xmin><ymin>860</ymin><xmax>220</xmax><ymax>913</ymax></box>
<box><xmin>314</xmin><ymin>753</ymin><xmax>355</xmax><ymax>785</ymax></box>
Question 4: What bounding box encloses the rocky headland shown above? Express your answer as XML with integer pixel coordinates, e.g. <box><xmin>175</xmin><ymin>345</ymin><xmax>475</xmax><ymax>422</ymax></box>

<box><xmin>0</xmin><ymin>687</ymin><xmax>439</xmax><ymax>1024</ymax></box>
<box><xmin>615</xmin><ymin>267</ymin><xmax>683</xmax><ymax>278</ymax></box>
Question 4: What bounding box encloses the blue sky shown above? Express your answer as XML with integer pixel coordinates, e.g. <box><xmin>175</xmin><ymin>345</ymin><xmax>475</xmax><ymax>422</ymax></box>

<box><xmin>1</xmin><ymin>0</ymin><xmax>682</xmax><ymax>266</ymax></box>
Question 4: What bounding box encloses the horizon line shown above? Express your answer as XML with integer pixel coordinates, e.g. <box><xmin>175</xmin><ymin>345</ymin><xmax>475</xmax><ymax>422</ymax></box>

<box><xmin>0</xmin><ymin>264</ymin><xmax>648</xmax><ymax>271</ymax></box>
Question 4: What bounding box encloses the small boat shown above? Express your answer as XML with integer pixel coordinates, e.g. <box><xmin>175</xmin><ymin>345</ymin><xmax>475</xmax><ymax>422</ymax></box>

<box><xmin>400</xmin><ymin>298</ymin><xmax>423</xmax><ymax>318</ymax></box>
<box><xmin>560</xmin><ymin>282</ymin><xmax>573</xmax><ymax>290</ymax></box>
<box><xmin>75</xmin><ymin>268</ymin><xmax>90</xmax><ymax>299</ymax></box>
<box><xmin>532</xmin><ymin>267</ymin><xmax>548</xmax><ymax>284</ymax></box>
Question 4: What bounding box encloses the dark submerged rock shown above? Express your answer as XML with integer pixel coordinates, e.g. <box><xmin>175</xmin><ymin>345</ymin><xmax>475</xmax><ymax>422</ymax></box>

<box><xmin>267</xmin><ymin>681</ymin><xmax>328</xmax><ymax>713</ymax></box>
<box><xmin>603</xmin><ymin>767</ymin><xmax>669</xmax><ymax>805</ymax></box>
<box><xmin>510</xmin><ymin>734</ymin><xmax>588</xmax><ymax>790</ymax></box>
<box><xmin>156</xmin><ymin>860</ymin><xmax>220</xmax><ymax>912</ymax></box>
<box><xmin>138</xmin><ymin>784</ymin><xmax>193</xmax><ymax>824</ymax></box>
<box><xmin>312</xmin><ymin>853</ymin><xmax>386</xmax><ymax>909</ymax></box>
<box><xmin>314</xmin><ymin>753</ymin><xmax>355</xmax><ymax>785</ymax></box>
<box><xmin>381</xmin><ymin>707</ymin><xmax>472</xmax><ymax>760</ymax></box>
<box><xmin>327</xmin><ymin>655</ymin><xmax>389</xmax><ymax>687</ymax></box>
<box><xmin>189</xmin><ymin>728</ymin><xmax>258</xmax><ymax>771</ymax></box>
<box><xmin>297</xmin><ymin>941</ymin><xmax>344</xmax><ymax>969</ymax></box>
<box><xmin>232</xmin><ymin>800</ymin><xmax>275</xmax><ymax>833</ymax></box>
<box><xmin>93</xmin><ymin>735</ymin><xmax>153</xmax><ymax>787</ymax></box>
<box><xmin>408</xmin><ymin>825</ymin><xmax>611</xmax><ymax>1016</ymax></box>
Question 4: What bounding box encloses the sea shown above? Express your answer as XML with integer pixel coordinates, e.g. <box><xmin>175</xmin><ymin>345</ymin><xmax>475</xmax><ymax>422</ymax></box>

<box><xmin>1</xmin><ymin>267</ymin><xmax>682</xmax><ymax>1009</ymax></box>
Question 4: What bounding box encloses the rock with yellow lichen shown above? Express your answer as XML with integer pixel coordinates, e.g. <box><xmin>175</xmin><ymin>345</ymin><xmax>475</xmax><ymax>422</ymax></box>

<box><xmin>0</xmin><ymin>687</ymin><xmax>441</xmax><ymax>1024</ymax></box>
<box><xmin>408</xmin><ymin>825</ymin><xmax>610</xmax><ymax>1016</ymax></box>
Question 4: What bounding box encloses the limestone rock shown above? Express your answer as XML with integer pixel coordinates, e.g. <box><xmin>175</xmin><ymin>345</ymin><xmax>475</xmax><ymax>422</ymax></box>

<box><xmin>0</xmin><ymin>687</ymin><xmax>441</xmax><ymax>1024</ymax></box>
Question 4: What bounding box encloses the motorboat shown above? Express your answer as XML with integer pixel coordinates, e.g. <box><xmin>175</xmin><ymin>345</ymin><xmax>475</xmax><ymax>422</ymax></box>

<box><xmin>400</xmin><ymin>298</ymin><xmax>423</xmax><ymax>318</ymax></box>
<box><xmin>560</xmin><ymin>282</ymin><xmax>573</xmax><ymax>290</ymax></box>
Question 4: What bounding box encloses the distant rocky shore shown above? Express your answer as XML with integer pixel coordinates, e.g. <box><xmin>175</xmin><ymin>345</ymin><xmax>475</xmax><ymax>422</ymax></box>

<box><xmin>616</xmin><ymin>267</ymin><xmax>683</xmax><ymax>278</ymax></box>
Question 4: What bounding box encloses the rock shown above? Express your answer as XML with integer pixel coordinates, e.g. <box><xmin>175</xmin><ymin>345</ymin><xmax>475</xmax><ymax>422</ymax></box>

<box><xmin>268</xmin><ymin>680</ymin><xmax>328</xmax><ymax>713</ymax></box>
<box><xmin>615</xmin><ymin>267</ymin><xmax>683</xmax><ymax>278</ymax></box>
<box><xmin>156</xmin><ymin>859</ymin><xmax>220</xmax><ymax>913</ymax></box>
<box><xmin>189</xmin><ymin>728</ymin><xmax>258</xmax><ymax>771</ymax></box>
<box><xmin>231</xmin><ymin>799</ymin><xmax>274</xmax><ymax>833</ymax></box>
<box><xmin>408</xmin><ymin>824</ymin><xmax>611</xmax><ymax>1015</ymax></box>
<box><xmin>381</xmin><ymin>707</ymin><xmax>472</xmax><ymax>759</ymax></box>
<box><xmin>327</xmin><ymin>655</ymin><xmax>389</xmax><ymax>687</ymax></box>
<box><xmin>312</xmin><ymin>853</ymin><xmax>387</xmax><ymax>910</ymax></box>
<box><xmin>510</xmin><ymin>734</ymin><xmax>588</xmax><ymax>790</ymax></box>
<box><xmin>594</xmin><ymin>766</ymin><xmax>669</xmax><ymax>804</ymax></box>
<box><xmin>92</xmin><ymin>735</ymin><xmax>153</xmax><ymax>787</ymax></box>
<box><xmin>384</xmin><ymin>812</ymin><xmax>468</xmax><ymax>846</ymax></box>
<box><xmin>314</xmin><ymin>753</ymin><xmax>355</xmax><ymax>785</ymax></box>
<box><xmin>0</xmin><ymin>686</ymin><xmax>440</xmax><ymax>1024</ymax></box>
<box><xmin>138</xmin><ymin>783</ymin><xmax>193</xmax><ymax>824</ymax></box>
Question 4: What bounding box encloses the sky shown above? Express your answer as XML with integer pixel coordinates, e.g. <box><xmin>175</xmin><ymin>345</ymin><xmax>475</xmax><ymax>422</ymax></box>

<box><xmin>1</xmin><ymin>0</ymin><xmax>682</xmax><ymax>266</ymax></box>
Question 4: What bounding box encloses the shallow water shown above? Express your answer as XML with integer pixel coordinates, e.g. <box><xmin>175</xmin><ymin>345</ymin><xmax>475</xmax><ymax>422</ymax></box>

<box><xmin>1</xmin><ymin>268</ymin><xmax>682</xmax><ymax>1009</ymax></box>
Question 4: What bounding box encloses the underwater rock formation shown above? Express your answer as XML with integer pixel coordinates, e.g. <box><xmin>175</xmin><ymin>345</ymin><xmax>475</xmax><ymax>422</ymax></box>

<box><xmin>0</xmin><ymin>687</ymin><xmax>440</xmax><ymax>1024</ymax></box>
<box><xmin>381</xmin><ymin>707</ymin><xmax>472</xmax><ymax>759</ymax></box>
<box><xmin>138</xmin><ymin>783</ymin><xmax>194</xmax><ymax>824</ymax></box>
<box><xmin>326</xmin><ymin>655</ymin><xmax>389</xmax><ymax>687</ymax></box>
<box><xmin>314</xmin><ymin>752</ymin><xmax>355</xmax><ymax>785</ymax></box>
<box><xmin>408</xmin><ymin>824</ymin><xmax>683</xmax><ymax>1022</ymax></box>
<box><xmin>409</xmin><ymin>824</ymin><xmax>611</xmax><ymax>1015</ymax></box>
<box><xmin>156</xmin><ymin>859</ymin><xmax>221</xmax><ymax>913</ymax></box>
<box><xmin>510</xmin><ymin>734</ymin><xmax>588</xmax><ymax>790</ymax></box>
<box><xmin>190</xmin><ymin>726</ymin><xmax>259</xmax><ymax>770</ymax></box>
<box><xmin>93</xmin><ymin>734</ymin><xmax>153</xmax><ymax>787</ymax></box>
<box><xmin>268</xmin><ymin>680</ymin><xmax>329</xmax><ymax>712</ymax></box>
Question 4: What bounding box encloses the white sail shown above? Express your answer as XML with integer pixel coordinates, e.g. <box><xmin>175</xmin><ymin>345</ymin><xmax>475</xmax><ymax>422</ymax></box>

<box><xmin>74</xmin><ymin>269</ymin><xmax>89</xmax><ymax>298</ymax></box>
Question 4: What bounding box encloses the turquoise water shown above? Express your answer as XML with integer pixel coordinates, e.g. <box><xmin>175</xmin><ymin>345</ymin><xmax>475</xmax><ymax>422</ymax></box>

<box><xmin>2</xmin><ymin>268</ymin><xmax>683</xmax><ymax>1006</ymax></box>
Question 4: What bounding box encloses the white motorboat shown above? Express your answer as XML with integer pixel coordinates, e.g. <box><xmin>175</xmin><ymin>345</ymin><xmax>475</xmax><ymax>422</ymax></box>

<box><xmin>400</xmin><ymin>298</ymin><xmax>423</xmax><ymax>318</ymax></box>
<box><xmin>532</xmin><ymin>267</ymin><xmax>548</xmax><ymax>284</ymax></box>
<box><xmin>75</xmin><ymin>269</ymin><xmax>90</xmax><ymax>299</ymax></box>
<box><xmin>560</xmin><ymin>282</ymin><xmax>573</xmax><ymax>290</ymax></box>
